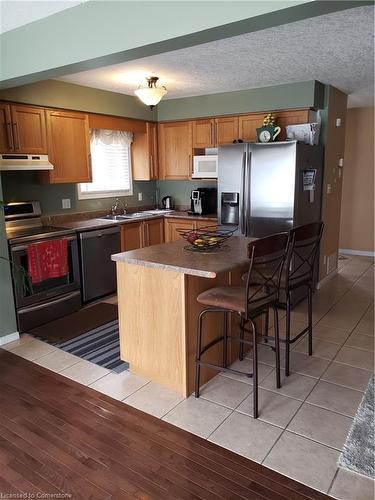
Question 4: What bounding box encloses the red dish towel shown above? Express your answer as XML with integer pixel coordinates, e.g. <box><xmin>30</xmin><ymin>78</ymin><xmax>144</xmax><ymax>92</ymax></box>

<box><xmin>27</xmin><ymin>239</ymin><xmax>68</xmax><ymax>284</ymax></box>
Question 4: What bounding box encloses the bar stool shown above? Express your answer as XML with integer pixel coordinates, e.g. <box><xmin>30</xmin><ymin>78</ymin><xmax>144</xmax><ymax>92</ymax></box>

<box><xmin>281</xmin><ymin>222</ymin><xmax>324</xmax><ymax>376</ymax></box>
<box><xmin>194</xmin><ymin>233</ymin><xmax>289</xmax><ymax>419</ymax></box>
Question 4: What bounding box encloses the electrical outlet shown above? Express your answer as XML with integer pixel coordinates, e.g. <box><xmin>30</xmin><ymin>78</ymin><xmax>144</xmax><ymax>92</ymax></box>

<box><xmin>335</xmin><ymin>118</ymin><xmax>341</xmax><ymax>127</ymax></box>
<box><xmin>62</xmin><ymin>198</ymin><xmax>71</xmax><ymax>209</ymax></box>
<box><xmin>326</xmin><ymin>184</ymin><xmax>332</xmax><ymax>194</ymax></box>
<box><xmin>138</xmin><ymin>193</ymin><xmax>143</xmax><ymax>201</ymax></box>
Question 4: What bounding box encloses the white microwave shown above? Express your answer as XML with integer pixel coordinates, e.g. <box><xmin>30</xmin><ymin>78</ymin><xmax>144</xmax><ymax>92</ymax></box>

<box><xmin>192</xmin><ymin>155</ymin><xmax>218</xmax><ymax>179</ymax></box>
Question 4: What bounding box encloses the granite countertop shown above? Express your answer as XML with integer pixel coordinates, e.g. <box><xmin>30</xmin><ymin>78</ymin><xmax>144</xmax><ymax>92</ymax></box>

<box><xmin>60</xmin><ymin>211</ymin><xmax>218</xmax><ymax>231</ymax></box>
<box><xmin>111</xmin><ymin>236</ymin><xmax>253</xmax><ymax>278</ymax></box>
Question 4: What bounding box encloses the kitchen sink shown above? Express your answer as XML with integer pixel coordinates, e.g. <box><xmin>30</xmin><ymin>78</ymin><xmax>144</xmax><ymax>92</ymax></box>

<box><xmin>101</xmin><ymin>209</ymin><xmax>173</xmax><ymax>221</ymax></box>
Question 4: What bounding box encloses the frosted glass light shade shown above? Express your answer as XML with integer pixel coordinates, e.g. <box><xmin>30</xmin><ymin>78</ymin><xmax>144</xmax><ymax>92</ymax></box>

<box><xmin>134</xmin><ymin>86</ymin><xmax>167</xmax><ymax>107</ymax></box>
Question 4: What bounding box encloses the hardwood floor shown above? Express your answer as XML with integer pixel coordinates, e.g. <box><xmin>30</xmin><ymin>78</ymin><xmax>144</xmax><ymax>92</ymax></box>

<box><xmin>0</xmin><ymin>349</ymin><xmax>330</xmax><ymax>500</ymax></box>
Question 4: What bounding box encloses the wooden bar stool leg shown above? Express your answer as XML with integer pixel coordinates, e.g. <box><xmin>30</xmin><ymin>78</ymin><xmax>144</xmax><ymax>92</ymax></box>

<box><xmin>223</xmin><ymin>312</ymin><xmax>228</xmax><ymax>368</ymax></box>
<box><xmin>195</xmin><ymin>310</ymin><xmax>205</xmax><ymax>397</ymax></box>
<box><xmin>273</xmin><ymin>306</ymin><xmax>281</xmax><ymax>389</ymax></box>
<box><xmin>250</xmin><ymin>318</ymin><xmax>258</xmax><ymax>419</ymax></box>
<box><xmin>285</xmin><ymin>291</ymin><xmax>291</xmax><ymax>377</ymax></box>
<box><xmin>307</xmin><ymin>284</ymin><xmax>313</xmax><ymax>356</ymax></box>
<box><xmin>264</xmin><ymin>310</ymin><xmax>269</xmax><ymax>343</ymax></box>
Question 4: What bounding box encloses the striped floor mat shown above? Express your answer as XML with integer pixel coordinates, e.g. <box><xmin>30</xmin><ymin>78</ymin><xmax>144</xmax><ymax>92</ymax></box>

<box><xmin>53</xmin><ymin>319</ymin><xmax>129</xmax><ymax>373</ymax></box>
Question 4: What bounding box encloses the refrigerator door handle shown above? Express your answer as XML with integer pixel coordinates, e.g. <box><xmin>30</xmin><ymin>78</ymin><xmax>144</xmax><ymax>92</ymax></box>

<box><xmin>245</xmin><ymin>151</ymin><xmax>252</xmax><ymax>236</ymax></box>
<box><xmin>240</xmin><ymin>152</ymin><xmax>246</xmax><ymax>234</ymax></box>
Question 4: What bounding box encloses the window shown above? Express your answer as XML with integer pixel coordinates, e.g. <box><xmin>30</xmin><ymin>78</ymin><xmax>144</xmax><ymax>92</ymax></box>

<box><xmin>78</xmin><ymin>129</ymin><xmax>133</xmax><ymax>199</ymax></box>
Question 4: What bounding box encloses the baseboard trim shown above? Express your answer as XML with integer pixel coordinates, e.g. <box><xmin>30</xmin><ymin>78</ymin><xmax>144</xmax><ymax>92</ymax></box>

<box><xmin>316</xmin><ymin>269</ymin><xmax>338</xmax><ymax>289</ymax></box>
<box><xmin>0</xmin><ymin>331</ymin><xmax>20</xmax><ymax>346</ymax></box>
<box><xmin>339</xmin><ymin>248</ymin><xmax>375</xmax><ymax>258</ymax></box>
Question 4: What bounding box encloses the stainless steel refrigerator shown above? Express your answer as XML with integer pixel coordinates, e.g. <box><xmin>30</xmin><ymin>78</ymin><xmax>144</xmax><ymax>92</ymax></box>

<box><xmin>218</xmin><ymin>140</ymin><xmax>323</xmax><ymax>238</ymax></box>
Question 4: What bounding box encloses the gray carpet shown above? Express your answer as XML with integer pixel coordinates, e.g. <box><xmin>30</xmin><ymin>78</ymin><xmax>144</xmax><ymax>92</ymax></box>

<box><xmin>339</xmin><ymin>374</ymin><xmax>375</xmax><ymax>479</ymax></box>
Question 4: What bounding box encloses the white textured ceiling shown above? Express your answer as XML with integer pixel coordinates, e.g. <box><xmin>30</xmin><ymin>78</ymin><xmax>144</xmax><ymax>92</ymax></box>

<box><xmin>0</xmin><ymin>0</ymin><xmax>87</xmax><ymax>34</ymax></box>
<box><xmin>59</xmin><ymin>5</ymin><xmax>374</xmax><ymax>107</ymax></box>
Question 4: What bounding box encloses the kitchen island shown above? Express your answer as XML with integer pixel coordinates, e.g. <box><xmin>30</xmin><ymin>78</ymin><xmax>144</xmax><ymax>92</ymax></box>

<box><xmin>112</xmin><ymin>236</ymin><xmax>255</xmax><ymax>396</ymax></box>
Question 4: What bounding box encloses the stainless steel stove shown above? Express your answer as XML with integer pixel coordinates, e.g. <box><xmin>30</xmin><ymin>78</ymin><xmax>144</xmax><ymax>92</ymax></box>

<box><xmin>5</xmin><ymin>201</ymin><xmax>81</xmax><ymax>332</ymax></box>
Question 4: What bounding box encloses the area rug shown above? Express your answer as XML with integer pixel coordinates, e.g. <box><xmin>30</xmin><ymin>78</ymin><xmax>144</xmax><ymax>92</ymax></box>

<box><xmin>53</xmin><ymin>318</ymin><xmax>128</xmax><ymax>373</ymax></box>
<box><xmin>28</xmin><ymin>302</ymin><xmax>118</xmax><ymax>342</ymax></box>
<box><xmin>339</xmin><ymin>374</ymin><xmax>375</xmax><ymax>478</ymax></box>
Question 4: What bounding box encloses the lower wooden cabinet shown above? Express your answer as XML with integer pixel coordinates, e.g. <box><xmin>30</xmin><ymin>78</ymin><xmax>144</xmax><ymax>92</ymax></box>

<box><xmin>164</xmin><ymin>218</ymin><xmax>217</xmax><ymax>242</ymax></box>
<box><xmin>121</xmin><ymin>218</ymin><xmax>164</xmax><ymax>251</ymax></box>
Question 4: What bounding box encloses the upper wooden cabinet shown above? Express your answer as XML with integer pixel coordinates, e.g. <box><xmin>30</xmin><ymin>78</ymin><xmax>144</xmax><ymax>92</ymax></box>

<box><xmin>132</xmin><ymin>122</ymin><xmax>158</xmax><ymax>181</ymax></box>
<box><xmin>193</xmin><ymin>119</ymin><xmax>216</xmax><ymax>148</ymax></box>
<box><xmin>192</xmin><ymin>116</ymin><xmax>239</xmax><ymax>148</ymax></box>
<box><xmin>0</xmin><ymin>103</ymin><xmax>47</xmax><ymax>154</ymax></box>
<box><xmin>239</xmin><ymin>109</ymin><xmax>310</xmax><ymax>142</ymax></box>
<box><xmin>215</xmin><ymin>116</ymin><xmax>239</xmax><ymax>145</ymax></box>
<box><xmin>44</xmin><ymin>110</ymin><xmax>91</xmax><ymax>184</ymax></box>
<box><xmin>158</xmin><ymin>121</ymin><xmax>193</xmax><ymax>180</ymax></box>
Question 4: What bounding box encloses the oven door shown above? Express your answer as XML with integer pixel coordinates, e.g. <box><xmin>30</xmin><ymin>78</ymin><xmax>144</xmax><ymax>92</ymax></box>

<box><xmin>10</xmin><ymin>235</ymin><xmax>81</xmax><ymax>309</ymax></box>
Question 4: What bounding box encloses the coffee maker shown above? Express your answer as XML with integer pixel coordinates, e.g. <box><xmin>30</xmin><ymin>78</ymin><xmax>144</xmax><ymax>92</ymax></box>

<box><xmin>189</xmin><ymin>188</ymin><xmax>217</xmax><ymax>215</ymax></box>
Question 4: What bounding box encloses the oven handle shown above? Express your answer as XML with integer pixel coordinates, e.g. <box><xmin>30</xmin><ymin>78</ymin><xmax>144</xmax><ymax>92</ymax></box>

<box><xmin>11</xmin><ymin>236</ymin><xmax>76</xmax><ymax>252</ymax></box>
<box><xmin>18</xmin><ymin>290</ymin><xmax>81</xmax><ymax>314</ymax></box>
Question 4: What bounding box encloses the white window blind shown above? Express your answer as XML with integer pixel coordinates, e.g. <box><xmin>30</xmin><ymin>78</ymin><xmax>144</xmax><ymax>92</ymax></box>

<box><xmin>78</xmin><ymin>129</ymin><xmax>133</xmax><ymax>199</ymax></box>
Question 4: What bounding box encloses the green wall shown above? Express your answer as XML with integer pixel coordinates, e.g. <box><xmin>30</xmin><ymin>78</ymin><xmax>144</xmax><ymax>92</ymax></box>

<box><xmin>0</xmin><ymin>176</ymin><xmax>18</xmax><ymax>338</ymax></box>
<box><xmin>1</xmin><ymin>172</ymin><xmax>156</xmax><ymax>215</ymax></box>
<box><xmin>157</xmin><ymin>180</ymin><xmax>217</xmax><ymax>207</ymax></box>
<box><xmin>157</xmin><ymin>80</ymin><xmax>324</xmax><ymax>121</ymax></box>
<box><xmin>0</xmin><ymin>80</ymin><xmax>156</xmax><ymax>121</ymax></box>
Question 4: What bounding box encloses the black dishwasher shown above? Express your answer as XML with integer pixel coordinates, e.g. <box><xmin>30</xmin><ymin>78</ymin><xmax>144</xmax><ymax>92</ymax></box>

<box><xmin>78</xmin><ymin>226</ymin><xmax>121</xmax><ymax>303</ymax></box>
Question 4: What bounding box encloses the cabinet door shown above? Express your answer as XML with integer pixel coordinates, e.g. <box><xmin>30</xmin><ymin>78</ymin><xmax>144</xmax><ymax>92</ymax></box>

<box><xmin>164</xmin><ymin>219</ymin><xmax>195</xmax><ymax>242</ymax></box>
<box><xmin>120</xmin><ymin>222</ymin><xmax>143</xmax><ymax>251</ymax></box>
<box><xmin>273</xmin><ymin>109</ymin><xmax>310</xmax><ymax>140</ymax></box>
<box><xmin>158</xmin><ymin>121</ymin><xmax>193</xmax><ymax>179</ymax></box>
<box><xmin>144</xmin><ymin>218</ymin><xmax>164</xmax><ymax>247</ymax></box>
<box><xmin>132</xmin><ymin>122</ymin><xmax>158</xmax><ymax>181</ymax></box>
<box><xmin>215</xmin><ymin>116</ymin><xmax>239</xmax><ymax>145</ymax></box>
<box><xmin>0</xmin><ymin>103</ymin><xmax>13</xmax><ymax>153</ymax></box>
<box><xmin>195</xmin><ymin>220</ymin><xmax>218</xmax><ymax>231</ymax></box>
<box><xmin>148</xmin><ymin>122</ymin><xmax>159</xmax><ymax>179</ymax></box>
<box><xmin>46</xmin><ymin>110</ymin><xmax>91</xmax><ymax>184</ymax></box>
<box><xmin>238</xmin><ymin>113</ymin><xmax>264</xmax><ymax>142</ymax></box>
<box><xmin>192</xmin><ymin>119</ymin><xmax>215</xmax><ymax>148</ymax></box>
<box><xmin>10</xmin><ymin>104</ymin><xmax>47</xmax><ymax>154</ymax></box>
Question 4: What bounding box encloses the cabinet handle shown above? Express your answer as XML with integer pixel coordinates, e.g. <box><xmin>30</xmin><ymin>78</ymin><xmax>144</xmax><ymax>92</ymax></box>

<box><xmin>12</xmin><ymin>123</ymin><xmax>20</xmax><ymax>150</ymax></box>
<box><xmin>6</xmin><ymin>122</ymin><xmax>14</xmax><ymax>150</ymax></box>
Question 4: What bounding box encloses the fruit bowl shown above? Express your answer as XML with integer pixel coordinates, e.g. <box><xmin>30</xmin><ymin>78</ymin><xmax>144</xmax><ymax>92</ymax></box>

<box><xmin>177</xmin><ymin>225</ymin><xmax>236</xmax><ymax>252</ymax></box>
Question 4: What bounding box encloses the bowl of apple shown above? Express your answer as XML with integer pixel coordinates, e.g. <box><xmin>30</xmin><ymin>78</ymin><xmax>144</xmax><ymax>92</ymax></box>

<box><xmin>177</xmin><ymin>225</ymin><xmax>236</xmax><ymax>252</ymax></box>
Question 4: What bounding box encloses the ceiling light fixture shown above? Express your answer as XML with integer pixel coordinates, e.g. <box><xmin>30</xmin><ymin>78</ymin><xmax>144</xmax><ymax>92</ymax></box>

<box><xmin>134</xmin><ymin>76</ymin><xmax>167</xmax><ymax>109</ymax></box>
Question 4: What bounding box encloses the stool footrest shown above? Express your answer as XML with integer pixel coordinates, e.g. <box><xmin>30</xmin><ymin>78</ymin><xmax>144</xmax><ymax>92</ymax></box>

<box><xmin>196</xmin><ymin>360</ymin><xmax>253</xmax><ymax>379</ymax></box>
<box><xmin>280</xmin><ymin>326</ymin><xmax>309</xmax><ymax>345</ymax></box>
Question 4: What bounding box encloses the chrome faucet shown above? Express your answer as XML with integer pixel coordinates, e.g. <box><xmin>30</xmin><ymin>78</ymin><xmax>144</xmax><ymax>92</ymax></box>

<box><xmin>110</xmin><ymin>198</ymin><xmax>127</xmax><ymax>215</ymax></box>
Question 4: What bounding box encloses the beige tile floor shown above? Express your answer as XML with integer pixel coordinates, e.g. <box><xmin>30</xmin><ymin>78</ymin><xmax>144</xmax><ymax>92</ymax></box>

<box><xmin>2</xmin><ymin>254</ymin><xmax>374</xmax><ymax>498</ymax></box>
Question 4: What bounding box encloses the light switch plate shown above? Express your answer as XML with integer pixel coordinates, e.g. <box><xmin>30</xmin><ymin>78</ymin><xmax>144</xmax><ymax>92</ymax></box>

<box><xmin>62</xmin><ymin>198</ymin><xmax>71</xmax><ymax>209</ymax></box>
<box><xmin>138</xmin><ymin>193</ymin><xmax>143</xmax><ymax>201</ymax></box>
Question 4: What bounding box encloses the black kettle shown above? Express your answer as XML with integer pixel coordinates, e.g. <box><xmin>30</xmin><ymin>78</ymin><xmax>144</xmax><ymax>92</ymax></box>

<box><xmin>162</xmin><ymin>196</ymin><xmax>174</xmax><ymax>210</ymax></box>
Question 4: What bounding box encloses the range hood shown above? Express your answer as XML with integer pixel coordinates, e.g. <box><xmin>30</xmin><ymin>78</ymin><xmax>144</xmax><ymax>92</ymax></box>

<box><xmin>0</xmin><ymin>154</ymin><xmax>54</xmax><ymax>171</ymax></box>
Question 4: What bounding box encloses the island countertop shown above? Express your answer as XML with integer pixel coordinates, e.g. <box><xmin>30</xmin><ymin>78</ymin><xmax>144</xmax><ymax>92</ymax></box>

<box><xmin>112</xmin><ymin>236</ymin><xmax>254</xmax><ymax>278</ymax></box>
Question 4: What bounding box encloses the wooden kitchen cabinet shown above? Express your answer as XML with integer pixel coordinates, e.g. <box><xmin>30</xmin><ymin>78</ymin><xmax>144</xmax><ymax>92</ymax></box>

<box><xmin>239</xmin><ymin>109</ymin><xmax>310</xmax><ymax>142</ymax></box>
<box><xmin>165</xmin><ymin>218</ymin><xmax>195</xmax><ymax>242</ymax></box>
<box><xmin>164</xmin><ymin>217</ymin><xmax>218</xmax><ymax>242</ymax></box>
<box><xmin>192</xmin><ymin>116</ymin><xmax>239</xmax><ymax>148</ymax></box>
<box><xmin>0</xmin><ymin>103</ymin><xmax>47</xmax><ymax>154</ymax></box>
<box><xmin>133</xmin><ymin>122</ymin><xmax>158</xmax><ymax>180</ymax></box>
<box><xmin>120</xmin><ymin>222</ymin><xmax>143</xmax><ymax>251</ymax></box>
<box><xmin>158</xmin><ymin>121</ymin><xmax>193</xmax><ymax>179</ymax></box>
<box><xmin>121</xmin><ymin>218</ymin><xmax>164</xmax><ymax>251</ymax></box>
<box><xmin>44</xmin><ymin>110</ymin><xmax>91</xmax><ymax>184</ymax></box>
<box><xmin>144</xmin><ymin>218</ymin><xmax>164</xmax><ymax>246</ymax></box>
<box><xmin>192</xmin><ymin>119</ymin><xmax>216</xmax><ymax>148</ymax></box>
<box><xmin>215</xmin><ymin>116</ymin><xmax>239</xmax><ymax>145</ymax></box>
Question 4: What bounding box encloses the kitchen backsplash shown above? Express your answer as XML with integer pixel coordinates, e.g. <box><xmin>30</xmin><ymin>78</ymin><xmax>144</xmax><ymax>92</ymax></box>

<box><xmin>1</xmin><ymin>172</ymin><xmax>218</xmax><ymax>216</ymax></box>
<box><xmin>0</xmin><ymin>171</ymin><xmax>156</xmax><ymax>215</ymax></box>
